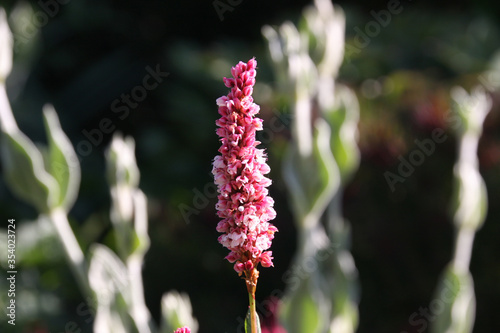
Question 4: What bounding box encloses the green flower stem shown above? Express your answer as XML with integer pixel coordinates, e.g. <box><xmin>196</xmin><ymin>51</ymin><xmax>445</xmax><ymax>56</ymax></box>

<box><xmin>248</xmin><ymin>292</ymin><xmax>258</xmax><ymax>333</ymax></box>
<box><xmin>49</xmin><ymin>207</ymin><xmax>91</xmax><ymax>297</ymax></box>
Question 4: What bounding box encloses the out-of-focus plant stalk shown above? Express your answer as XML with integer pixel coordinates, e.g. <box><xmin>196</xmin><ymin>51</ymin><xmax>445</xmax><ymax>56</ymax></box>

<box><xmin>49</xmin><ymin>207</ymin><xmax>90</xmax><ymax>296</ymax></box>
<box><xmin>263</xmin><ymin>1</ymin><xmax>360</xmax><ymax>332</ymax></box>
<box><xmin>106</xmin><ymin>135</ymin><xmax>154</xmax><ymax>333</ymax></box>
<box><xmin>129</xmin><ymin>190</ymin><xmax>153</xmax><ymax>333</ymax></box>
<box><xmin>1</xmin><ymin>9</ymin><xmax>90</xmax><ymax>298</ymax></box>
<box><xmin>431</xmin><ymin>86</ymin><xmax>491</xmax><ymax>333</ymax></box>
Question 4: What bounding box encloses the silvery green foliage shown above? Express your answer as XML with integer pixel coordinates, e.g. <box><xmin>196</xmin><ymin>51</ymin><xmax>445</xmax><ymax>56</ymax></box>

<box><xmin>106</xmin><ymin>136</ymin><xmax>148</xmax><ymax>261</ymax></box>
<box><xmin>1</xmin><ymin>10</ymin><xmax>68</xmax><ymax>215</ymax></box>
<box><xmin>431</xmin><ymin>265</ymin><xmax>476</xmax><ymax>333</ymax></box>
<box><xmin>0</xmin><ymin>10</ymin><xmax>197</xmax><ymax>331</ymax></box>
<box><xmin>89</xmin><ymin>244</ymin><xmax>133</xmax><ymax>333</ymax></box>
<box><xmin>1</xmin><ymin>9</ymin><xmax>88</xmax><ymax>292</ymax></box>
<box><xmin>89</xmin><ymin>134</ymin><xmax>155</xmax><ymax>333</ymax></box>
<box><xmin>107</xmin><ymin>136</ymin><xmax>140</xmax><ymax>226</ymax></box>
<box><xmin>449</xmin><ymin>87</ymin><xmax>490</xmax><ymax>231</ymax></box>
<box><xmin>87</xmin><ymin>135</ymin><xmax>198</xmax><ymax>333</ymax></box>
<box><xmin>0</xmin><ymin>8</ymin><xmax>12</xmax><ymax>83</ymax></box>
<box><xmin>430</xmin><ymin>86</ymin><xmax>491</xmax><ymax>333</ymax></box>
<box><xmin>43</xmin><ymin>105</ymin><xmax>81</xmax><ymax>212</ymax></box>
<box><xmin>263</xmin><ymin>1</ymin><xmax>360</xmax><ymax>332</ymax></box>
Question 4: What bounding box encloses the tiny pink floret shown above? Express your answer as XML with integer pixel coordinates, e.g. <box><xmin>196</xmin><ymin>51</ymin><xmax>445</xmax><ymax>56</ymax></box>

<box><xmin>212</xmin><ymin>58</ymin><xmax>277</xmax><ymax>274</ymax></box>
<box><xmin>174</xmin><ymin>327</ymin><xmax>191</xmax><ymax>333</ymax></box>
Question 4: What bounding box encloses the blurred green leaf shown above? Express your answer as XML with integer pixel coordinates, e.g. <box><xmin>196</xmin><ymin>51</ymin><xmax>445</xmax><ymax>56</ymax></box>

<box><xmin>431</xmin><ymin>266</ymin><xmax>476</xmax><ymax>333</ymax></box>
<box><xmin>107</xmin><ymin>135</ymin><xmax>139</xmax><ymax>190</ymax></box>
<box><xmin>107</xmin><ymin>135</ymin><xmax>150</xmax><ymax>262</ymax></box>
<box><xmin>280</xmin><ymin>277</ymin><xmax>321</xmax><ymax>333</ymax></box>
<box><xmin>1</xmin><ymin>130</ymin><xmax>58</xmax><ymax>213</ymax></box>
<box><xmin>15</xmin><ymin>217</ymin><xmax>63</xmax><ymax>266</ymax></box>
<box><xmin>324</xmin><ymin>250</ymin><xmax>359</xmax><ymax>332</ymax></box>
<box><xmin>283</xmin><ymin>118</ymin><xmax>339</xmax><ymax>224</ymax></box>
<box><xmin>130</xmin><ymin>190</ymin><xmax>150</xmax><ymax>257</ymax></box>
<box><xmin>322</xmin><ymin>84</ymin><xmax>360</xmax><ymax>183</ymax></box>
<box><xmin>244</xmin><ymin>307</ymin><xmax>261</xmax><ymax>333</ymax></box>
<box><xmin>160</xmin><ymin>291</ymin><xmax>198</xmax><ymax>333</ymax></box>
<box><xmin>43</xmin><ymin>105</ymin><xmax>81</xmax><ymax>212</ymax></box>
<box><xmin>451</xmin><ymin>166</ymin><xmax>488</xmax><ymax>230</ymax></box>
<box><xmin>329</xmin><ymin>301</ymin><xmax>358</xmax><ymax>333</ymax></box>
<box><xmin>88</xmin><ymin>244</ymin><xmax>130</xmax><ymax>298</ymax></box>
<box><xmin>450</xmin><ymin>86</ymin><xmax>491</xmax><ymax>135</ymax></box>
<box><xmin>88</xmin><ymin>244</ymin><xmax>134</xmax><ymax>333</ymax></box>
<box><xmin>0</xmin><ymin>8</ymin><xmax>12</xmax><ymax>83</ymax></box>
<box><xmin>93</xmin><ymin>300</ymin><xmax>133</xmax><ymax>333</ymax></box>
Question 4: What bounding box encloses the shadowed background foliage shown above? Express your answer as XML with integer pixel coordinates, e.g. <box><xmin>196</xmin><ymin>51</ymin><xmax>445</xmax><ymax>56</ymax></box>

<box><xmin>0</xmin><ymin>0</ymin><xmax>499</xmax><ymax>332</ymax></box>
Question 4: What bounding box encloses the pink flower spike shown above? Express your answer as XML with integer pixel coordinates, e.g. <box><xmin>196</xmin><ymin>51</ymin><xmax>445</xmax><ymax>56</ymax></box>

<box><xmin>174</xmin><ymin>327</ymin><xmax>191</xmax><ymax>333</ymax></box>
<box><xmin>213</xmin><ymin>58</ymin><xmax>278</xmax><ymax>276</ymax></box>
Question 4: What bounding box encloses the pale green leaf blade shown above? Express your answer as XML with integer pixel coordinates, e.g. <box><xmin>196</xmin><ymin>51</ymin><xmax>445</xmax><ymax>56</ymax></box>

<box><xmin>88</xmin><ymin>244</ymin><xmax>134</xmax><ymax>333</ymax></box>
<box><xmin>322</xmin><ymin>85</ymin><xmax>360</xmax><ymax>183</ymax></box>
<box><xmin>431</xmin><ymin>266</ymin><xmax>476</xmax><ymax>333</ymax></box>
<box><xmin>1</xmin><ymin>130</ymin><xmax>58</xmax><ymax>213</ymax></box>
<box><xmin>43</xmin><ymin>104</ymin><xmax>81</xmax><ymax>211</ymax></box>
<box><xmin>131</xmin><ymin>190</ymin><xmax>150</xmax><ymax>256</ymax></box>
<box><xmin>160</xmin><ymin>291</ymin><xmax>198</xmax><ymax>333</ymax></box>
<box><xmin>0</xmin><ymin>9</ymin><xmax>13</xmax><ymax>82</ymax></box>
<box><xmin>244</xmin><ymin>307</ymin><xmax>261</xmax><ymax>333</ymax></box>
<box><xmin>283</xmin><ymin>118</ymin><xmax>339</xmax><ymax>224</ymax></box>
<box><xmin>324</xmin><ymin>249</ymin><xmax>359</xmax><ymax>333</ymax></box>
<box><xmin>280</xmin><ymin>277</ymin><xmax>321</xmax><ymax>333</ymax></box>
<box><xmin>452</xmin><ymin>165</ymin><xmax>488</xmax><ymax>231</ymax></box>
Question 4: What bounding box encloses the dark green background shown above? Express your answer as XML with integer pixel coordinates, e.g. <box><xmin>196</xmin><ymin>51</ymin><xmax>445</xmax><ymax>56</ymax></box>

<box><xmin>0</xmin><ymin>0</ymin><xmax>499</xmax><ymax>332</ymax></box>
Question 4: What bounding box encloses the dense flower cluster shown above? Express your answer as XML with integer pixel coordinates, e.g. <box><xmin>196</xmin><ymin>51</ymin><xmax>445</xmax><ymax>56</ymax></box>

<box><xmin>212</xmin><ymin>58</ymin><xmax>277</xmax><ymax>274</ymax></box>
